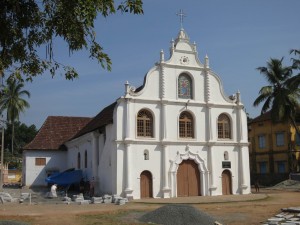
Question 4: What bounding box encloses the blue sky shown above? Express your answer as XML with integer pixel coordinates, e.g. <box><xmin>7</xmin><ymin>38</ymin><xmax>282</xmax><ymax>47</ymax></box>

<box><xmin>20</xmin><ymin>0</ymin><xmax>300</xmax><ymax>129</ymax></box>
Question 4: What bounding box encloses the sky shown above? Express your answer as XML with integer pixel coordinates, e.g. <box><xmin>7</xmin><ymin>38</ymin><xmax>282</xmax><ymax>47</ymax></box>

<box><xmin>19</xmin><ymin>0</ymin><xmax>300</xmax><ymax>129</ymax></box>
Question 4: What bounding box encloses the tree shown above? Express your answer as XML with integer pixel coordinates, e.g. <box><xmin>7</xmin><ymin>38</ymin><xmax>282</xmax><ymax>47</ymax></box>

<box><xmin>253</xmin><ymin>57</ymin><xmax>300</xmax><ymax>133</ymax></box>
<box><xmin>0</xmin><ymin>79</ymin><xmax>30</xmax><ymax>154</ymax></box>
<box><xmin>0</xmin><ymin>0</ymin><xmax>143</xmax><ymax>81</ymax></box>
<box><xmin>4</xmin><ymin>121</ymin><xmax>37</xmax><ymax>156</ymax></box>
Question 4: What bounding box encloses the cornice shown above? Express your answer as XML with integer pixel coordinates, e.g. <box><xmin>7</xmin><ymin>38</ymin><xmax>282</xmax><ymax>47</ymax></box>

<box><xmin>115</xmin><ymin>139</ymin><xmax>249</xmax><ymax>147</ymax></box>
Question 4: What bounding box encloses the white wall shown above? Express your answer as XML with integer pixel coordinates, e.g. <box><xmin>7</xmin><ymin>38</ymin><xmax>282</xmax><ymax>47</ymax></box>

<box><xmin>66</xmin><ymin>133</ymin><xmax>93</xmax><ymax>181</ymax></box>
<box><xmin>23</xmin><ymin>150</ymin><xmax>67</xmax><ymax>186</ymax></box>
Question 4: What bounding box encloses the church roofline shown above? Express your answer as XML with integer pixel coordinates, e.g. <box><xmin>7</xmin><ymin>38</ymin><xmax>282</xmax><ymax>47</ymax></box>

<box><xmin>71</xmin><ymin>102</ymin><xmax>117</xmax><ymax>140</ymax></box>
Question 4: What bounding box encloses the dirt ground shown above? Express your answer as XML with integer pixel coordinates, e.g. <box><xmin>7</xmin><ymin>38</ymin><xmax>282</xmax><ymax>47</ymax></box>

<box><xmin>0</xmin><ymin>188</ymin><xmax>299</xmax><ymax>225</ymax></box>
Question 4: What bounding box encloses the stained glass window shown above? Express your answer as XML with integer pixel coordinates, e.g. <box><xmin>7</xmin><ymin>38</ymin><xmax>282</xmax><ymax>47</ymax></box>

<box><xmin>178</xmin><ymin>74</ymin><xmax>192</xmax><ymax>99</ymax></box>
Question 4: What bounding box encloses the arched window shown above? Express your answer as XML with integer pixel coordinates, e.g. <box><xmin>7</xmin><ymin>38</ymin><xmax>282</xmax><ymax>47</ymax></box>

<box><xmin>218</xmin><ymin>114</ymin><xmax>231</xmax><ymax>139</ymax></box>
<box><xmin>144</xmin><ymin>150</ymin><xmax>149</xmax><ymax>160</ymax></box>
<box><xmin>84</xmin><ymin>150</ymin><xmax>87</xmax><ymax>168</ymax></box>
<box><xmin>178</xmin><ymin>74</ymin><xmax>193</xmax><ymax>99</ymax></box>
<box><xmin>137</xmin><ymin>109</ymin><xmax>153</xmax><ymax>137</ymax></box>
<box><xmin>77</xmin><ymin>152</ymin><xmax>81</xmax><ymax>169</ymax></box>
<box><xmin>179</xmin><ymin>111</ymin><xmax>194</xmax><ymax>138</ymax></box>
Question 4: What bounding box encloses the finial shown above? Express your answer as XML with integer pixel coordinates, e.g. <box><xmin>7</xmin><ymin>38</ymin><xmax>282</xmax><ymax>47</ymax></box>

<box><xmin>125</xmin><ymin>81</ymin><xmax>130</xmax><ymax>95</ymax></box>
<box><xmin>193</xmin><ymin>41</ymin><xmax>197</xmax><ymax>52</ymax></box>
<box><xmin>176</xmin><ymin>9</ymin><xmax>186</xmax><ymax>29</ymax></box>
<box><xmin>205</xmin><ymin>54</ymin><xmax>209</xmax><ymax>69</ymax></box>
<box><xmin>160</xmin><ymin>49</ymin><xmax>164</xmax><ymax>62</ymax></box>
<box><xmin>236</xmin><ymin>90</ymin><xmax>241</xmax><ymax>103</ymax></box>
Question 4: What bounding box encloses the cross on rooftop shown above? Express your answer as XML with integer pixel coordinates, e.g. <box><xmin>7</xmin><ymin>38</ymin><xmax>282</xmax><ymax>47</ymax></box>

<box><xmin>176</xmin><ymin>9</ymin><xmax>186</xmax><ymax>29</ymax></box>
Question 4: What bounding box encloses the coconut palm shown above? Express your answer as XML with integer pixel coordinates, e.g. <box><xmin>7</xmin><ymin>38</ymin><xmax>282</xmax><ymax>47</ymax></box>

<box><xmin>253</xmin><ymin>58</ymin><xmax>300</xmax><ymax>133</ymax></box>
<box><xmin>0</xmin><ymin>79</ymin><xmax>30</xmax><ymax>154</ymax></box>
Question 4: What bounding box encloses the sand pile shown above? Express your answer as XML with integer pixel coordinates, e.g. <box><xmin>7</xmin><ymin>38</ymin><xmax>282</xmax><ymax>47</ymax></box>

<box><xmin>139</xmin><ymin>204</ymin><xmax>220</xmax><ymax>225</ymax></box>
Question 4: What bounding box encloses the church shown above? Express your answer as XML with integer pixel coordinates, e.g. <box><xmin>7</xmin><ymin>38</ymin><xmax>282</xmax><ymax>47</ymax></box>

<box><xmin>23</xmin><ymin>28</ymin><xmax>251</xmax><ymax>199</ymax></box>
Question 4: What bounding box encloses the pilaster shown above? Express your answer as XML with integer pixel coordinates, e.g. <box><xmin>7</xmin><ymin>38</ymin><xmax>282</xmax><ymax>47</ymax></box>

<box><xmin>124</xmin><ymin>143</ymin><xmax>133</xmax><ymax>199</ymax></box>
<box><xmin>91</xmin><ymin>132</ymin><xmax>100</xmax><ymax>195</ymax></box>
<box><xmin>208</xmin><ymin>145</ymin><xmax>217</xmax><ymax>195</ymax></box>
<box><xmin>239</xmin><ymin>146</ymin><xmax>249</xmax><ymax>194</ymax></box>
<box><xmin>162</xmin><ymin>145</ymin><xmax>171</xmax><ymax>198</ymax></box>
<box><xmin>125</xmin><ymin>98</ymin><xmax>132</xmax><ymax>140</ymax></box>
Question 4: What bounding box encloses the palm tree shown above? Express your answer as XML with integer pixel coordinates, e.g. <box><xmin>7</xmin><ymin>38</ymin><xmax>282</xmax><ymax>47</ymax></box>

<box><xmin>253</xmin><ymin>58</ymin><xmax>300</xmax><ymax>133</ymax></box>
<box><xmin>0</xmin><ymin>79</ymin><xmax>30</xmax><ymax>155</ymax></box>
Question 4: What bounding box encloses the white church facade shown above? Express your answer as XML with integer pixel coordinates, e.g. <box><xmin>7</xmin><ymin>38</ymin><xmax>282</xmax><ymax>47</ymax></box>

<box><xmin>23</xmin><ymin>28</ymin><xmax>251</xmax><ymax>199</ymax></box>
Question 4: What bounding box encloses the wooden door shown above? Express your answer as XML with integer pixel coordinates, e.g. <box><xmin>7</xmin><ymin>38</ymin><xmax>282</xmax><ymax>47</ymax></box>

<box><xmin>140</xmin><ymin>171</ymin><xmax>153</xmax><ymax>198</ymax></box>
<box><xmin>222</xmin><ymin>170</ymin><xmax>232</xmax><ymax>195</ymax></box>
<box><xmin>177</xmin><ymin>160</ymin><xmax>201</xmax><ymax>197</ymax></box>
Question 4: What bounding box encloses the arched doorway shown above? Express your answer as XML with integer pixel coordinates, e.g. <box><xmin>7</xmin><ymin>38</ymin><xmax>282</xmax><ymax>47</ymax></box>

<box><xmin>222</xmin><ymin>170</ymin><xmax>232</xmax><ymax>195</ymax></box>
<box><xmin>140</xmin><ymin>170</ymin><xmax>153</xmax><ymax>198</ymax></box>
<box><xmin>177</xmin><ymin>160</ymin><xmax>201</xmax><ymax>197</ymax></box>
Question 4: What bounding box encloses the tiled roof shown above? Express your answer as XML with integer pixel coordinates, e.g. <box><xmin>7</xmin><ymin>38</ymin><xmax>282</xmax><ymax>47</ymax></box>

<box><xmin>72</xmin><ymin>102</ymin><xmax>117</xmax><ymax>139</ymax></box>
<box><xmin>250</xmin><ymin>111</ymin><xmax>300</xmax><ymax>124</ymax></box>
<box><xmin>23</xmin><ymin>116</ymin><xmax>92</xmax><ymax>151</ymax></box>
<box><xmin>249</xmin><ymin>111</ymin><xmax>272</xmax><ymax>124</ymax></box>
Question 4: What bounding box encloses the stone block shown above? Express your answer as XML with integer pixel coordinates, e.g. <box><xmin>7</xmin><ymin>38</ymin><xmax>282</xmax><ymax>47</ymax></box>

<box><xmin>91</xmin><ymin>197</ymin><xmax>102</xmax><ymax>204</ymax></box>
<box><xmin>0</xmin><ymin>192</ymin><xmax>13</xmax><ymax>203</ymax></box>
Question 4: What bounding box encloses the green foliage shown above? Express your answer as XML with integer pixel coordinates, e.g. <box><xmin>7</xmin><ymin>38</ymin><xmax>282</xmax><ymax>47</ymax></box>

<box><xmin>0</xmin><ymin>0</ymin><xmax>144</xmax><ymax>81</ymax></box>
<box><xmin>0</xmin><ymin>79</ymin><xmax>30</xmax><ymax>123</ymax></box>
<box><xmin>254</xmin><ymin>50</ymin><xmax>300</xmax><ymax>133</ymax></box>
<box><xmin>4</xmin><ymin>121</ymin><xmax>37</xmax><ymax>155</ymax></box>
<box><xmin>0</xmin><ymin>78</ymin><xmax>30</xmax><ymax>154</ymax></box>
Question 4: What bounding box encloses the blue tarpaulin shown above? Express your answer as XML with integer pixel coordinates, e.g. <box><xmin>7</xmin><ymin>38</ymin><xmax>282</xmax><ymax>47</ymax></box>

<box><xmin>45</xmin><ymin>168</ymin><xmax>83</xmax><ymax>186</ymax></box>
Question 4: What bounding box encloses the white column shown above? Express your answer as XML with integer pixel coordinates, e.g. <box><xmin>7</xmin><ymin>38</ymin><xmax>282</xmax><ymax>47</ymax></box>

<box><xmin>208</xmin><ymin>145</ymin><xmax>216</xmax><ymax>195</ymax></box>
<box><xmin>92</xmin><ymin>132</ymin><xmax>100</xmax><ymax>195</ymax></box>
<box><xmin>239</xmin><ymin>146</ymin><xmax>250</xmax><ymax>194</ymax></box>
<box><xmin>162</xmin><ymin>145</ymin><xmax>170</xmax><ymax>198</ymax></box>
<box><xmin>161</xmin><ymin>104</ymin><xmax>167</xmax><ymax>140</ymax></box>
<box><xmin>160</xmin><ymin>61</ymin><xmax>167</xmax><ymax>141</ymax></box>
<box><xmin>207</xmin><ymin>106</ymin><xmax>213</xmax><ymax>141</ymax></box>
<box><xmin>125</xmin><ymin>98</ymin><xmax>131</xmax><ymax>140</ymax></box>
<box><xmin>200</xmin><ymin>171</ymin><xmax>206</xmax><ymax>196</ymax></box>
<box><xmin>92</xmin><ymin>132</ymin><xmax>99</xmax><ymax>177</ymax></box>
<box><xmin>124</xmin><ymin>143</ymin><xmax>133</xmax><ymax>199</ymax></box>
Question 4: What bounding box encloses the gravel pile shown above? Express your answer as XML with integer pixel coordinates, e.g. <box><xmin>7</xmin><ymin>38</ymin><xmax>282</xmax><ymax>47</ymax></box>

<box><xmin>139</xmin><ymin>204</ymin><xmax>220</xmax><ymax>225</ymax></box>
<box><xmin>268</xmin><ymin>180</ymin><xmax>300</xmax><ymax>190</ymax></box>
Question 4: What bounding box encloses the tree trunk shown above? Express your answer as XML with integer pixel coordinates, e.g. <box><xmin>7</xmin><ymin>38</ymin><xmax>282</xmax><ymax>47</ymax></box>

<box><xmin>11</xmin><ymin>122</ymin><xmax>14</xmax><ymax>155</ymax></box>
<box><xmin>290</xmin><ymin>115</ymin><xmax>300</xmax><ymax>135</ymax></box>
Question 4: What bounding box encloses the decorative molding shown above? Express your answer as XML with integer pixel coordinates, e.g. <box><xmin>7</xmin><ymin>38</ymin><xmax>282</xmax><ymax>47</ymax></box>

<box><xmin>180</xmin><ymin>56</ymin><xmax>190</xmax><ymax>65</ymax></box>
<box><xmin>170</xmin><ymin>147</ymin><xmax>208</xmax><ymax>173</ymax></box>
<box><xmin>115</xmin><ymin>139</ymin><xmax>248</xmax><ymax>147</ymax></box>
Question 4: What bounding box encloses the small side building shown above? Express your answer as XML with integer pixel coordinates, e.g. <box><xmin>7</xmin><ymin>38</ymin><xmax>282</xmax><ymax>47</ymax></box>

<box><xmin>22</xmin><ymin>116</ymin><xmax>91</xmax><ymax>187</ymax></box>
<box><xmin>248</xmin><ymin>112</ymin><xmax>300</xmax><ymax>186</ymax></box>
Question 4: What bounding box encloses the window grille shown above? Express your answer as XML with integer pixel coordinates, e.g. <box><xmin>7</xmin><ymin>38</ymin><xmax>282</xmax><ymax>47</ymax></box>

<box><xmin>137</xmin><ymin>110</ymin><xmax>153</xmax><ymax>137</ymax></box>
<box><xmin>179</xmin><ymin>111</ymin><xmax>194</xmax><ymax>138</ymax></box>
<box><xmin>218</xmin><ymin>114</ymin><xmax>231</xmax><ymax>139</ymax></box>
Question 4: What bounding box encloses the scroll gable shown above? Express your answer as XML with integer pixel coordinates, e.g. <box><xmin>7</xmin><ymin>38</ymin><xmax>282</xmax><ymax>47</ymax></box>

<box><xmin>208</xmin><ymin>70</ymin><xmax>236</xmax><ymax>104</ymax></box>
<box><xmin>128</xmin><ymin>66</ymin><xmax>160</xmax><ymax>99</ymax></box>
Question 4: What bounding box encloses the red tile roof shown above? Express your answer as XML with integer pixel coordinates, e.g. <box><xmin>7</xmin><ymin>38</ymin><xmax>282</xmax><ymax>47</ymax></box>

<box><xmin>23</xmin><ymin>116</ymin><xmax>92</xmax><ymax>151</ymax></box>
